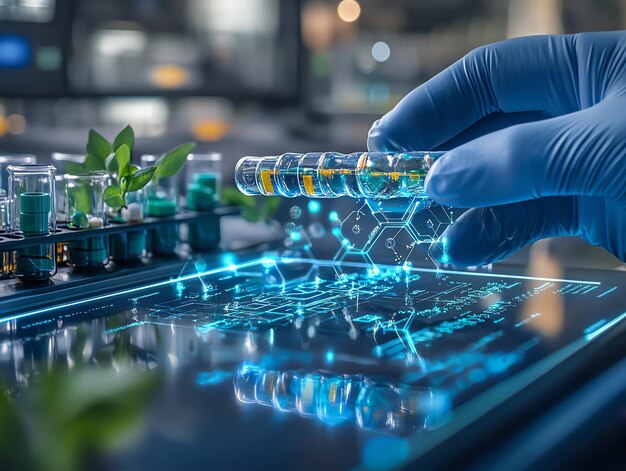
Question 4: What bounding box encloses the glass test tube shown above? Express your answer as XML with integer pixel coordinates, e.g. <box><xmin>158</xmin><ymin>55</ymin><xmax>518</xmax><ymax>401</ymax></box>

<box><xmin>0</xmin><ymin>154</ymin><xmax>37</xmax><ymax>193</ymax></box>
<box><xmin>185</xmin><ymin>153</ymin><xmax>222</xmax><ymax>251</ymax></box>
<box><xmin>65</xmin><ymin>173</ymin><xmax>109</xmax><ymax>271</ymax></box>
<box><xmin>109</xmin><ymin>189</ymin><xmax>147</xmax><ymax>263</ymax></box>
<box><xmin>142</xmin><ymin>154</ymin><xmax>179</xmax><ymax>256</ymax></box>
<box><xmin>0</xmin><ymin>190</ymin><xmax>14</xmax><ymax>278</ymax></box>
<box><xmin>8</xmin><ymin>164</ymin><xmax>57</xmax><ymax>281</ymax></box>
<box><xmin>51</xmin><ymin>153</ymin><xmax>86</xmax><ymax>218</ymax></box>
<box><xmin>235</xmin><ymin>152</ymin><xmax>442</xmax><ymax>200</ymax></box>
<box><xmin>51</xmin><ymin>153</ymin><xmax>86</xmax><ymax>264</ymax></box>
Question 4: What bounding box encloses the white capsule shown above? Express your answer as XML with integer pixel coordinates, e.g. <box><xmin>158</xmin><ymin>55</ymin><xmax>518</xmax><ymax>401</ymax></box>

<box><xmin>122</xmin><ymin>202</ymin><xmax>144</xmax><ymax>222</ymax></box>
<box><xmin>88</xmin><ymin>216</ymin><xmax>104</xmax><ymax>228</ymax></box>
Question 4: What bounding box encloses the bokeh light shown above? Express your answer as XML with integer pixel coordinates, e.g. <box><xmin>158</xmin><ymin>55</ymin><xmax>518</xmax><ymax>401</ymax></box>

<box><xmin>371</xmin><ymin>41</ymin><xmax>391</xmax><ymax>62</ymax></box>
<box><xmin>337</xmin><ymin>0</ymin><xmax>361</xmax><ymax>23</ymax></box>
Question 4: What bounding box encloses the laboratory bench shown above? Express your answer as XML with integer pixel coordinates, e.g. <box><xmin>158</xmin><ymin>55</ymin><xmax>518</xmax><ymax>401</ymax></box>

<box><xmin>0</xmin><ymin>226</ymin><xmax>624</xmax><ymax>470</ymax></box>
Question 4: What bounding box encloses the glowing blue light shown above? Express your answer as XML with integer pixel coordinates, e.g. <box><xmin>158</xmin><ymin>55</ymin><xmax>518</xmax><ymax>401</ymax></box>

<box><xmin>326</xmin><ymin>350</ymin><xmax>334</xmax><ymax>363</ymax></box>
<box><xmin>585</xmin><ymin>312</ymin><xmax>626</xmax><ymax>341</ymax></box>
<box><xmin>196</xmin><ymin>370</ymin><xmax>233</xmax><ymax>386</ymax></box>
<box><xmin>195</xmin><ymin>259</ymin><xmax>207</xmax><ymax>273</ymax></box>
<box><xmin>308</xmin><ymin>200</ymin><xmax>321</xmax><ymax>213</ymax></box>
<box><xmin>332</xmin><ymin>228</ymin><xmax>341</xmax><ymax>236</ymax></box>
<box><xmin>223</xmin><ymin>254</ymin><xmax>235</xmax><ymax>266</ymax></box>
<box><xmin>280</xmin><ymin>257</ymin><xmax>600</xmax><ymax>285</ymax></box>
<box><xmin>3</xmin><ymin>256</ymin><xmax>602</xmax><ymax>326</ymax></box>
<box><xmin>0</xmin><ymin>34</ymin><xmax>31</xmax><ymax>68</ymax></box>
<box><xmin>342</xmin><ymin>239</ymin><xmax>350</xmax><ymax>247</ymax></box>
<box><xmin>362</xmin><ymin>436</ymin><xmax>409</xmax><ymax>470</ymax></box>
<box><xmin>329</xmin><ymin>211</ymin><xmax>339</xmax><ymax>221</ymax></box>
<box><xmin>402</xmin><ymin>261</ymin><xmax>412</xmax><ymax>271</ymax></box>
<box><xmin>441</xmin><ymin>254</ymin><xmax>450</xmax><ymax>263</ymax></box>
<box><xmin>261</xmin><ymin>256</ymin><xmax>276</xmax><ymax>268</ymax></box>
<box><xmin>290</xmin><ymin>231</ymin><xmax>302</xmax><ymax>242</ymax></box>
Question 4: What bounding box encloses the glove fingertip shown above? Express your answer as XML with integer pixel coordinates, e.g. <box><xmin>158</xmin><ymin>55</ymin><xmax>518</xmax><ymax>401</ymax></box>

<box><xmin>428</xmin><ymin>210</ymin><xmax>503</xmax><ymax>267</ymax></box>
<box><xmin>367</xmin><ymin>119</ymin><xmax>385</xmax><ymax>152</ymax></box>
<box><xmin>424</xmin><ymin>154</ymin><xmax>467</xmax><ymax>207</ymax></box>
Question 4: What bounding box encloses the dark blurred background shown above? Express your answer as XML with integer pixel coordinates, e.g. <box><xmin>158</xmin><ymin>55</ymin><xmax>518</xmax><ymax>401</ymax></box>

<box><xmin>1</xmin><ymin>0</ymin><xmax>625</xmax><ymax>175</ymax></box>
<box><xmin>1</xmin><ymin>0</ymin><xmax>626</xmax><ymax>270</ymax></box>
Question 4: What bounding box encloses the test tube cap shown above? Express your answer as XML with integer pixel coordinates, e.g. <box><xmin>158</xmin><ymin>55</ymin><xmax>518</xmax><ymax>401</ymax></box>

<box><xmin>20</xmin><ymin>192</ymin><xmax>51</xmax><ymax>214</ymax></box>
<box><xmin>147</xmin><ymin>196</ymin><xmax>177</xmax><ymax>217</ymax></box>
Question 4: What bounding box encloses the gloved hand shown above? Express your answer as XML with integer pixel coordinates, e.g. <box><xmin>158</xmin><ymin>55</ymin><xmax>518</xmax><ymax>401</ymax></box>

<box><xmin>368</xmin><ymin>31</ymin><xmax>626</xmax><ymax>266</ymax></box>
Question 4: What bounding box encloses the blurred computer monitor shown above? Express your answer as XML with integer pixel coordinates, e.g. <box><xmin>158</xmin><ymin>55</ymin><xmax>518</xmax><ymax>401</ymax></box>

<box><xmin>0</xmin><ymin>0</ymin><xmax>300</xmax><ymax>103</ymax></box>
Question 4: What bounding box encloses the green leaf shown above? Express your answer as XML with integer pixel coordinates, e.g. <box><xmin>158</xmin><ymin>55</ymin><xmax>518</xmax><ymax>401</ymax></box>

<box><xmin>222</xmin><ymin>186</ymin><xmax>255</xmax><ymax>208</ymax></box>
<box><xmin>156</xmin><ymin>142</ymin><xmax>195</xmax><ymax>177</ymax></box>
<box><xmin>129</xmin><ymin>164</ymin><xmax>140</xmax><ymax>175</ymax></box>
<box><xmin>73</xmin><ymin>183</ymin><xmax>92</xmax><ymax>214</ymax></box>
<box><xmin>86</xmin><ymin>129</ymin><xmax>112</xmax><ymax>161</ymax></box>
<box><xmin>261</xmin><ymin>196</ymin><xmax>282</xmax><ymax>222</ymax></box>
<box><xmin>64</xmin><ymin>161</ymin><xmax>87</xmax><ymax>175</ymax></box>
<box><xmin>127</xmin><ymin>166</ymin><xmax>158</xmax><ymax>192</ymax></box>
<box><xmin>241</xmin><ymin>205</ymin><xmax>261</xmax><ymax>222</ymax></box>
<box><xmin>113</xmin><ymin>125</ymin><xmax>134</xmax><ymax>153</ymax></box>
<box><xmin>114</xmin><ymin>144</ymin><xmax>131</xmax><ymax>177</ymax></box>
<box><xmin>103</xmin><ymin>185</ymin><xmax>125</xmax><ymax>210</ymax></box>
<box><xmin>105</xmin><ymin>152</ymin><xmax>117</xmax><ymax>173</ymax></box>
<box><xmin>84</xmin><ymin>153</ymin><xmax>106</xmax><ymax>172</ymax></box>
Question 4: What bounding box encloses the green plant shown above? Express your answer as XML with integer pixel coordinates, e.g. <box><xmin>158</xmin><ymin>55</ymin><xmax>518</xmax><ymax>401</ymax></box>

<box><xmin>72</xmin><ymin>125</ymin><xmax>195</xmax><ymax>213</ymax></box>
<box><xmin>222</xmin><ymin>186</ymin><xmax>282</xmax><ymax>223</ymax></box>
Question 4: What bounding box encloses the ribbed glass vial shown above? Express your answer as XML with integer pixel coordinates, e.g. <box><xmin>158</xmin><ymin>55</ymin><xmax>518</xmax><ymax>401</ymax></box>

<box><xmin>235</xmin><ymin>152</ymin><xmax>443</xmax><ymax>200</ymax></box>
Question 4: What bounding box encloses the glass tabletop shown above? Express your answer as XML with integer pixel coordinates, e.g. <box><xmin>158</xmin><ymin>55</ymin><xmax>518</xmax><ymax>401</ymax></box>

<box><xmin>0</xmin><ymin>257</ymin><xmax>624</xmax><ymax>470</ymax></box>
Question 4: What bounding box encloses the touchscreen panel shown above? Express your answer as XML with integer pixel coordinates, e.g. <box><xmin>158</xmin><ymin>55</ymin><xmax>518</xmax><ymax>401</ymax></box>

<box><xmin>0</xmin><ymin>258</ymin><xmax>623</xmax><ymax>469</ymax></box>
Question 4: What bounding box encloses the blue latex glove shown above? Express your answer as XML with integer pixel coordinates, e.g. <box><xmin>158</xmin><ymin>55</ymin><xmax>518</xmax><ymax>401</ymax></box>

<box><xmin>368</xmin><ymin>31</ymin><xmax>626</xmax><ymax>266</ymax></box>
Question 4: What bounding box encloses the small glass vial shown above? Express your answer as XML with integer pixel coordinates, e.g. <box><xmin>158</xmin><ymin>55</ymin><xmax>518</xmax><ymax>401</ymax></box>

<box><xmin>109</xmin><ymin>189</ymin><xmax>147</xmax><ymax>263</ymax></box>
<box><xmin>0</xmin><ymin>154</ymin><xmax>37</xmax><ymax>194</ymax></box>
<box><xmin>185</xmin><ymin>153</ymin><xmax>222</xmax><ymax>251</ymax></box>
<box><xmin>65</xmin><ymin>173</ymin><xmax>109</xmax><ymax>271</ymax></box>
<box><xmin>8</xmin><ymin>164</ymin><xmax>56</xmax><ymax>282</ymax></box>
<box><xmin>141</xmin><ymin>154</ymin><xmax>180</xmax><ymax>256</ymax></box>
<box><xmin>51</xmin><ymin>153</ymin><xmax>86</xmax><ymax>265</ymax></box>
<box><xmin>51</xmin><ymin>153</ymin><xmax>86</xmax><ymax>218</ymax></box>
<box><xmin>0</xmin><ymin>190</ymin><xmax>15</xmax><ymax>279</ymax></box>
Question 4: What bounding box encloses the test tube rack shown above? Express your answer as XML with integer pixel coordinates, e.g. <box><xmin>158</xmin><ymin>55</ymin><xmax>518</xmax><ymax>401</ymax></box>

<box><xmin>0</xmin><ymin>205</ymin><xmax>240</xmax><ymax>316</ymax></box>
<box><xmin>0</xmin><ymin>206</ymin><xmax>236</xmax><ymax>251</ymax></box>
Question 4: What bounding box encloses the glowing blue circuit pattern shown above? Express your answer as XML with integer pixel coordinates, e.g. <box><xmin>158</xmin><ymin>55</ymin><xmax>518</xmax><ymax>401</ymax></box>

<box><xmin>8</xmin><ymin>256</ymin><xmax>622</xmax><ymax>411</ymax></box>
<box><xmin>283</xmin><ymin>198</ymin><xmax>455</xmax><ymax>269</ymax></box>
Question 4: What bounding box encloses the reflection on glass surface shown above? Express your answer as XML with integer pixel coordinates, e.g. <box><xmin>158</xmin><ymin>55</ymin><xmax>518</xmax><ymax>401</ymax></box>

<box><xmin>0</xmin><ymin>257</ymin><xmax>623</xmax><ymax>469</ymax></box>
<box><xmin>234</xmin><ymin>363</ymin><xmax>450</xmax><ymax>434</ymax></box>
